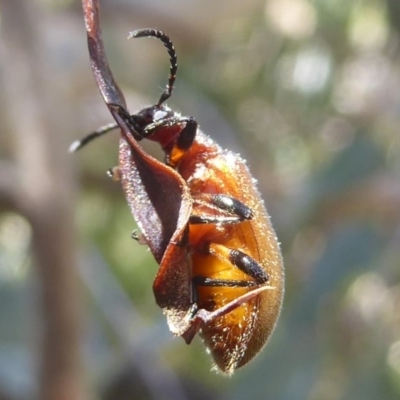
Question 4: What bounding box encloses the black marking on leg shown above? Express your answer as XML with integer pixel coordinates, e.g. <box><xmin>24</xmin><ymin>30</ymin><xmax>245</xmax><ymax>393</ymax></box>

<box><xmin>176</xmin><ymin>117</ymin><xmax>197</xmax><ymax>151</ymax></box>
<box><xmin>229</xmin><ymin>249</ymin><xmax>269</xmax><ymax>284</ymax></box>
<box><xmin>211</xmin><ymin>194</ymin><xmax>253</xmax><ymax>220</ymax></box>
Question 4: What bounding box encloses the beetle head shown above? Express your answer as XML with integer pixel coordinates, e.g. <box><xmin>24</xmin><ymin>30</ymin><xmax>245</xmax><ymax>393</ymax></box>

<box><xmin>127</xmin><ymin>105</ymin><xmax>186</xmax><ymax>151</ymax></box>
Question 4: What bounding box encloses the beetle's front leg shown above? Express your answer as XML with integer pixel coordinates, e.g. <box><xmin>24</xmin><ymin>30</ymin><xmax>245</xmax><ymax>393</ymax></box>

<box><xmin>144</xmin><ymin>116</ymin><xmax>198</xmax><ymax>167</ymax></box>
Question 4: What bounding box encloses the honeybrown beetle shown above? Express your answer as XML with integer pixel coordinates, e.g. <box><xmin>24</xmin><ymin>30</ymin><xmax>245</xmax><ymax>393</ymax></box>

<box><xmin>72</xmin><ymin>28</ymin><xmax>284</xmax><ymax>374</ymax></box>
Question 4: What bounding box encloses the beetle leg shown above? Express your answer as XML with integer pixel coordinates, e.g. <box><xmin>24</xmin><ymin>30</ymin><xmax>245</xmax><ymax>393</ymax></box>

<box><xmin>225</xmin><ymin>247</ymin><xmax>269</xmax><ymax>284</ymax></box>
<box><xmin>107</xmin><ymin>166</ymin><xmax>121</xmax><ymax>181</ymax></box>
<box><xmin>144</xmin><ymin>116</ymin><xmax>197</xmax><ymax>167</ymax></box>
<box><xmin>182</xmin><ymin>285</ymin><xmax>273</xmax><ymax>344</ymax></box>
<box><xmin>211</xmin><ymin>194</ymin><xmax>253</xmax><ymax>219</ymax></box>
<box><xmin>189</xmin><ymin>194</ymin><xmax>253</xmax><ymax>224</ymax></box>
<box><xmin>131</xmin><ymin>229</ymin><xmax>147</xmax><ymax>245</ymax></box>
<box><xmin>191</xmin><ymin>244</ymin><xmax>268</xmax><ymax>291</ymax></box>
<box><xmin>209</xmin><ymin>243</ymin><xmax>269</xmax><ymax>284</ymax></box>
<box><xmin>68</xmin><ymin>121</ymin><xmax>119</xmax><ymax>152</ymax></box>
<box><xmin>193</xmin><ymin>275</ymin><xmax>258</xmax><ymax>288</ymax></box>
<box><xmin>169</xmin><ymin>117</ymin><xmax>197</xmax><ymax>166</ymax></box>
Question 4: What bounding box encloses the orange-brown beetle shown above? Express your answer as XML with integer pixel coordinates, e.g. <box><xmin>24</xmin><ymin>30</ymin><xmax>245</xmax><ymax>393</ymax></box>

<box><xmin>71</xmin><ymin>28</ymin><xmax>284</xmax><ymax>374</ymax></box>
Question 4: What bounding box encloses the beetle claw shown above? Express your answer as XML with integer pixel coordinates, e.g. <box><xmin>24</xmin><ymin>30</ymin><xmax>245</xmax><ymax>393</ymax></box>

<box><xmin>107</xmin><ymin>166</ymin><xmax>121</xmax><ymax>181</ymax></box>
<box><xmin>131</xmin><ymin>229</ymin><xmax>147</xmax><ymax>245</ymax></box>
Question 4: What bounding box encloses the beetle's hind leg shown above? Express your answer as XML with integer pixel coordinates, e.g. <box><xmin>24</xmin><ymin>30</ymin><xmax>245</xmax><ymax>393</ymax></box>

<box><xmin>182</xmin><ymin>284</ymin><xmax>273</xmax><ymax>345</ymax></box>
<box><xmin>184</xmin><ymin>244</ymin><xmax>271</xmax><ymax>345</ymax></box>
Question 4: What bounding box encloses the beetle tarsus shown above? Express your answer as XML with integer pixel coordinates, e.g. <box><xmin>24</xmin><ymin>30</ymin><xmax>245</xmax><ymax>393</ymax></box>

<box><xmin>131</xmin><ymin>229</ymin><xmax>147</xmax><ymax>245</ymax></box>
<box><xmin>107</xmin><ymin>166</ymin><xmax>121</xmax><ymax>181</ymax></box>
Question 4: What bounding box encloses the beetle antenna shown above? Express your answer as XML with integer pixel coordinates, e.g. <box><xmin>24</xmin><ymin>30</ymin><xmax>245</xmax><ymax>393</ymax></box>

<box><xmin>68</xmin><ymin>122</ymin><xmax>118</xmax><ymax>152</ymax></box>
<box><xmin>70</xmin><ymin>29</ymin><xmax>178</xmax><ymax>153</ymax></box>
<box><xmin>128</xmin><ymin>29</ymin><xmax>177</xmax><ymax>107</ymax></box>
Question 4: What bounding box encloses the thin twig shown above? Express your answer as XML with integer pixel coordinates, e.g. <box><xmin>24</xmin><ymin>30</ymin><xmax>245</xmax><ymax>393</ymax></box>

<box><xmin>82</xmin><ymin>0</ymin><xmax>126</xmax><ymax>108</ymax></box>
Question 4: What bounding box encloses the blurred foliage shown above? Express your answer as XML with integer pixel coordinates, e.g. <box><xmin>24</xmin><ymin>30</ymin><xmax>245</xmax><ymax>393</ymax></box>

<box><xmin>1</xmin><ymin>0</ymin><xmax>400</xmax><ymax>399</ymax></box>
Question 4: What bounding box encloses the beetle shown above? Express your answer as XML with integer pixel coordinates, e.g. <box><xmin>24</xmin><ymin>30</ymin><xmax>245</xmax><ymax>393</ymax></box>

<box><xmin>71</xmin><ymin>28</ymin><xmax>284</xmax><ymax>374</ymax></box>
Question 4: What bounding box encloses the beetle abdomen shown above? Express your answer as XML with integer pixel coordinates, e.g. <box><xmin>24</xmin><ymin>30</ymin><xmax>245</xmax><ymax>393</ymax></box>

<box><xmin>180</xmin><ymin>132</ymin><xmax>284</xmax><ymax>374</ymax></box>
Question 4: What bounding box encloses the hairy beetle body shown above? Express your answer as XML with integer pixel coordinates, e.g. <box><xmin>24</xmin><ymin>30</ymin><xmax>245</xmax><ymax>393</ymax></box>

<box><xmin>72</xmin><ymin>28</ymin><xmax>284</xmax><ymax>375</ymax></box>
<box><xmin>166</xmin><ymin>129</ymin><xmax>283</xmax><ymax>373</ymax></box>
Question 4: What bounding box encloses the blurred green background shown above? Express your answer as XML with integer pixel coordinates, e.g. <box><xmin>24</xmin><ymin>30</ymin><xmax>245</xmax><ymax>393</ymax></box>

<box><xmin>0</xmin><ymin>0</ymin><xmax>400</xmax><ymax>399</ymax></box>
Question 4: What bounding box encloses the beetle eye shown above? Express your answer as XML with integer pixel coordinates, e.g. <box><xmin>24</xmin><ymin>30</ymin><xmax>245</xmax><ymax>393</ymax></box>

<box><xmin>154</xmin><ymin>110</ymin><xmax>168</xmax><ymax>121</ymax></box>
